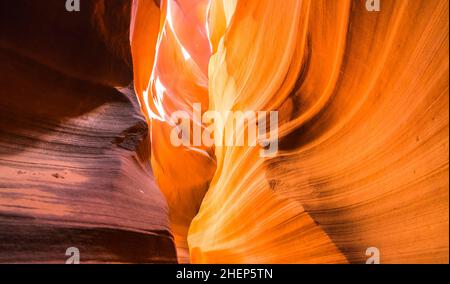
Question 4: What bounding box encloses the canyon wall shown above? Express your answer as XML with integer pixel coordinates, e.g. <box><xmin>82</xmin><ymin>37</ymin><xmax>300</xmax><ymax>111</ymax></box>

<box><xmin>0</xmin><ymin>0</ymin><xmax>448</xmax><ymax>264</ymax></box>
<box><xmin>0</xmin><ymin>0</ymin><xmax>176</xmax><ymax>263</ymax></box>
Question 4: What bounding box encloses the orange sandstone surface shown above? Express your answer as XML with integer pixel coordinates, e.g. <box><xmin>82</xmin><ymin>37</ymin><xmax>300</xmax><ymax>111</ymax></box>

<box><xmin>0</xmin><ymin>0</ymin><xmax>448</xmax><ymax>264</ymax></box>
<box><xmin>132</xmin><ymin>0</ymin><xmax>449</xmax><ymax>264</ymax></box>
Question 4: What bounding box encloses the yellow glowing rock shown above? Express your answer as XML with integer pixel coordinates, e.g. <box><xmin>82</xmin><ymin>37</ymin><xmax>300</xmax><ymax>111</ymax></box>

<box><xmin>131</xmin><ymin>0</ymin><xmax>216</xmax><ymax>263</ymax></box>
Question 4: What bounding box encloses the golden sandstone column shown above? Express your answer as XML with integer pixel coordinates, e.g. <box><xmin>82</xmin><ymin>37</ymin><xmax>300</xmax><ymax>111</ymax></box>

<box><xmin>131</xmin><ymin>0</ymin><xmax>216</xmax><ymax>263</ymax></box>
<box><xmin>132</xmin><ymin>0</ymin><xmax>449</xmax><ymax>263</ymax></box>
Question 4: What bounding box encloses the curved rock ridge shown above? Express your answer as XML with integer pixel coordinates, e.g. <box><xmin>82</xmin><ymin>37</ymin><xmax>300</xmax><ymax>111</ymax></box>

<box><xmin>131</xmin><ymin>0</ymin><xmax>449</xmax><ymax>263</ymax></box>
<box><xmin>0</xmin><ymin>0</ymin><xmax>176</xmax><ymax>263</ymax></box>
<box><xmin>187</xmin><ymin>0</ymin><xmax>448</xmax><ymax>263</ymax></box>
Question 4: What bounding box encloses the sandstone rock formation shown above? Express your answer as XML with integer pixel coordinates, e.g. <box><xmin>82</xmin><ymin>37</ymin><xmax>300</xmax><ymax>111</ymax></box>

<box><xmin>0</xmin><ymin>0</ymin><xmax>176</xmax><ymax>263</ymax></box>
<box><xmin>132</xmin><ymin>0</ymin><xmax>448</xmax><ymax>263</ymax></box>
<box><xmin>131</xmin><ymin>0</ymin><xmax>216</xmax><ymax>263</ymax></box>
<box><xmin>188</xmin><ymin>0</ymin><xmax>449</xmax><ymax>263</ymax></box>
<box><xmin>0</xmin><ymin>0</ymin><xmax>448</xmax><ymax>264</ymax></box>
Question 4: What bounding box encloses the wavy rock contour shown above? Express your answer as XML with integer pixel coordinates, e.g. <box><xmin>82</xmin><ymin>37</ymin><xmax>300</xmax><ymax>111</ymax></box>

<box><xmin>0</xmin><ymin>0</ymin><xmax>176</xmax><ymax>263</ymax></box>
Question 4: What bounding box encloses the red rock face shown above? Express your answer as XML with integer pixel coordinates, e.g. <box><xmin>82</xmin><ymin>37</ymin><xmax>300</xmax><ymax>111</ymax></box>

<box><xmin>0</xmin><ymin>0</ymin><xmax>176</xmax><ymax>263</ymax></box>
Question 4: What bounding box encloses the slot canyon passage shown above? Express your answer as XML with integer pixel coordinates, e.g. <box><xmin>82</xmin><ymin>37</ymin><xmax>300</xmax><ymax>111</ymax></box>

<box><xmin>0</xmin><ymin>0</ymin><xmax>448</xmax><ymax>264</ymax></box>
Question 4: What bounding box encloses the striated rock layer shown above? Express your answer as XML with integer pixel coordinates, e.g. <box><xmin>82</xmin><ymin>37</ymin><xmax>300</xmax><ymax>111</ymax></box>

<box><xmin>132</xmin><ymin>0</ymin><xmax>448</xmax><ymax>263</ymax></box>
<box><xmin>0</xmin><ymin>0</ymin><xmax>176</xmax><ymax>263</ymax></box>
<box><xmin>0</xmin><ymin>0</ymin><xmax>448</xmax><ymax>264</ymax></box>
<box><xmin>188</xmin><ymin>0</ymin><xmax>449</xmax><ymax>263</ymax></box>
